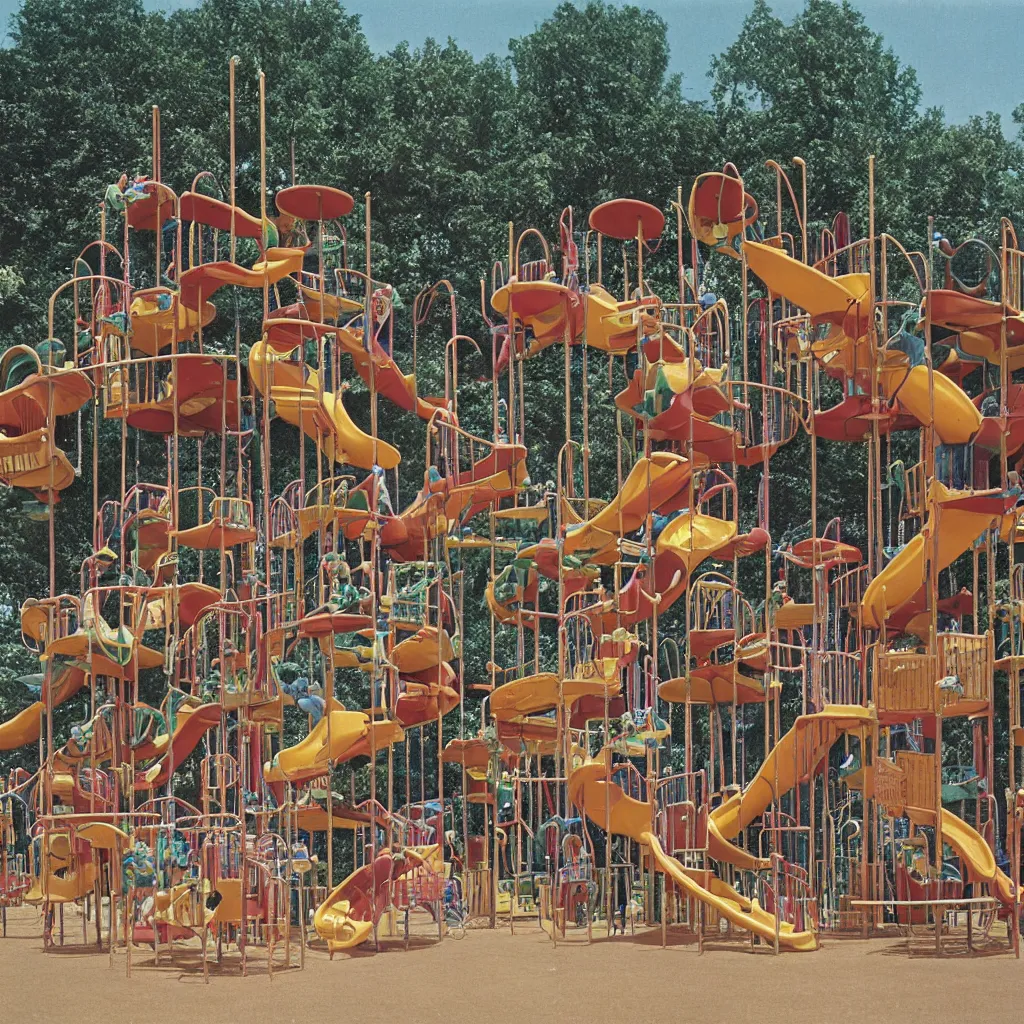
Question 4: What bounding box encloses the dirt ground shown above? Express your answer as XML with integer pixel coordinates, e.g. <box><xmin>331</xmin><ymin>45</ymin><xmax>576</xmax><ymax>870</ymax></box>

<box><xmin>2</xmin><ymin>903</ymin><xmax>1022</xmax><ymax>1024</ymax></box>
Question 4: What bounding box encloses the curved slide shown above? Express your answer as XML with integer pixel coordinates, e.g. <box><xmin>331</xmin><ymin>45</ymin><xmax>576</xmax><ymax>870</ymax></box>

<box><xmin>264</xmin><ymin>706</ymin><xmax>370</xmax><ymax>784</ymax></box>
<box><xmin>906</xmin><ymin>806</ymin><xmax>1014</xmax><ymax>907</ymax></box>
<box><xmin>881</xmin><ymin>363</ymin><xmax>981</xmax><ymax>446</ymax></box>
<box><xmin>590</xmin><ymin>511</ymin><xmax>740</xmax><ymax>633</ymax></box>
<box><xmin>744</xmin><ymin>240</ymin><xmax>981</xmax><ymax>446</ymax></box>
<box><xmin>178</xmin><ymin>248</ymin><xmax>305</xmax><ymax>311</ymax></box>
<box><xmin>743</xmin><ymin>239</ymin><xmax>870</xmax><ymax>327</ymax></box>
<box><xmin>490</xmin><ymin>661</ymin><xmax>620</xmax><ymax>721</ymax></box>
<box><xmin>314</xmin><ymin>844</ymin><xmax>440</xmax><ymax>954</ymax></box>
<box><xmin>133</xmin><ymin>702</ymin><xmax>221</xmax><ymax>790</ymax></box>
<box><xmin>248</xmin><ymin>339</ymin><xmax>400</xmax><ymax>470</ymax></box>
<box><xmin>264</xmin><ymin>704</ymin><xmax>403</xmax><ymax>785</ymax></box>
<box><xmin>0</xmin><ymin>702</ymin><xmax>45</xmax><ymax>751</ymax></box>
<box><xmin>861</xmin><ymin>481</ymin><xmax>1014</xmax><ymax>629</ymax></box>
<box><xmin>709</xmin><ymin>705</ymin><xmax>874</xmax><ymax>868</ymax></box>
<box><xmin>562</xmin><ymin>451</ymin><xmax>695</xmax><ymax>557</ymax></box>
<box><xmin>336</xmin><ymin>325</ymin><xmax>438</xmax><ymax>419</ymax></box>
<box><xmin>569</xmin><ymin>749</ymin><xmax>818</xmax><ymax>950</ymax></box>
<box><xmin>0</xmin><ymin>661</ymin><xmax>88</xmax><ymax>751</ymax></box>
<box><xmin>644</xmin><ymin>834</ymin><xmax>817</xmax><ymax>951</ymax></box>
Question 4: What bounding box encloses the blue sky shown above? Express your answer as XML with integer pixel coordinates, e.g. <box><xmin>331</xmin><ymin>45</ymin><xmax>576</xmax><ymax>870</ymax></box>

<box><xmin>345</xmin><ymin>0</ymin><xmax>1022</xmax><ymax>125</ymax></box>
<box><xmin>1</xmin><ymin>0</ymin><xmax>1019</xmax><ymax>126</ymax></box>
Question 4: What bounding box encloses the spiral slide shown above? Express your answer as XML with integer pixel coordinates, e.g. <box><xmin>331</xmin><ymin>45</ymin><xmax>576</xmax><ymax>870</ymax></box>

<box><xmin>743</xmin><ymin>239</ymin><xmax>982</xmax><ymax>446</ymax></box>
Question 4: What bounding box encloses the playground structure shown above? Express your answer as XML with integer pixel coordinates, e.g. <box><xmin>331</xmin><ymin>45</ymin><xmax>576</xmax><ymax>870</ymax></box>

<box><xmin>4</xmin><ymin>69</ymin><xmax>1024</xmax><ymax>972</ymax></box>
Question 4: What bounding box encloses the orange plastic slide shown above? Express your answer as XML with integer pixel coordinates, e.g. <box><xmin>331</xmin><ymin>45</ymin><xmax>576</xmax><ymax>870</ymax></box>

<box><xmin>178</xmin><ymin>248</ymin><xmax>305</xmax><ymax>311</ymax></box>
<box><xmin>589</xmin><ymin>510</ymin><xmax>738</xmax><ymax>633</ymax></box>
<box><xmin>490</xmin><ymin>659</ymin><xmax>621</xmax><ymax>721</ymax></box>
<box><xmin>0</xmin><ymin>350</ymin><xmax>92</xmax><ymax>500</ymax></box>
<box><xmin>335</xmin><ymin>325</ymin><xmax>438</xmax><ymax>419</ymax></box>
<box><xmin>0</xmin><ymin>661</ymin><xmax>88</xmax><ymax>751</ymax></box>
<box><xmin>134</xmin><ymin>703</ymin><xmax>221</xmax><ymax>790</ymax></box>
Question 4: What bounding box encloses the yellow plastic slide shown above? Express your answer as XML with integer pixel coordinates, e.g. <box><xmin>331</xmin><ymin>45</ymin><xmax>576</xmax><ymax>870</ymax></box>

<box><xmin>710</xmin><ymin>705</ymin><xmax>874</xmax><ymax>868</ymax></box>
<box><xmin>563</xmin><ymin>451</ymin><xmax>693</xmax><ymax>557</ymax></box>
<box><xmin>829</xmin><ymin>337</ymin><xmax>981</xmax><ymax>447</ymax></box>
<box><xmin>265</xmin><ymin>704</ymin><xmax>403</xmax><ymax>784</ymax></box>
<box><xmin>861</xmin><ymin>481</ymin><xmax>1013</xmax><ymax>629</ymax></box>
<box><xmin>568</xmin><ymin>751</ymin><xmax>655</xmax><ymax>839</ymax></box>
<box><xmin>568</xmin><ymin>749</ymin><xmax>817</xmax><ymax>950</ymax></box>
<box><xmin>490</xmin><ymin>660</ymin><xmax>621</xmax><ymax>721</ymax></box>
<box><xmin>744</xmin><ymin>241</ymin><xmax>981</xmax><ymax>446</ymax></box>
<box><xmin>248</xmin><ymin>339</ymin><xmax>400</xmax><ymax>470</ymax></box>
<box><xmin>314</xmin><ymin>844</ymin><xmax>439</xmax><ymax>954</ymax></box>
<box><xmin>906</xmin><ymin>806</ymin><xmax>1014</xmax><ymax>907</ymax></box>
<box><xmin>882</xmin><ymin>363</ymin><xmax>981</xmax><ymax>445</ymax></box>
<box><xmin>743</xmin><ymin>239</ymin><xmax>870</xmax><ymax>324</ymax></box>
<box><xmin>0</xmin><ymin>701</ymin><xmax>44</xmax><ymax>750</ymax></box>
<box><xmin>656</xmin><ymin>508</ymin><xmax>737</xmax><ymax>566</ymax></box>
<box><xmin>264</xmin><ymin>705</ymin><xmax>370</xmax><ymax>783</ymax></box>
<box><xmin>644</xmin><ymin>833</ymin><xmax>817</xmax><ymax>951</ymax></box>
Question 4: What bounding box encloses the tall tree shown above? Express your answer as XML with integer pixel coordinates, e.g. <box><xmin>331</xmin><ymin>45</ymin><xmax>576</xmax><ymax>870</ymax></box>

<box><xmin>510</xmin><ymin>1</ymin><xmax>717</xmax><ymax>215</ymax></box>
<box><xmin>711</xmin><ymin>0</ymin><xmax>922</xmax><ymax>233</ymax></box>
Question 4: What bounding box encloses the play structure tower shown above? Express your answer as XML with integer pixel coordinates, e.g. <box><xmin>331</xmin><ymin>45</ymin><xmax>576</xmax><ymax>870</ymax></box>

<box><xmin>1</xmin><ymin>72</ymin><xmax>1023</xmax><ymax>968</ymax></box>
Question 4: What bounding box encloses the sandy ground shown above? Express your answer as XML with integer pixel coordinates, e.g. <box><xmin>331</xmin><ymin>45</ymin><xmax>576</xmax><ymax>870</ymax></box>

<box><xmin>2</xmin><ymin>904</ymin><xmax>1022</xmax><ymax>1024</ymax></box>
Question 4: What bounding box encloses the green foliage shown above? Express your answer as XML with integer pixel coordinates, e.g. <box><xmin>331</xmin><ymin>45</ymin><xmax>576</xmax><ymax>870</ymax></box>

<box><xmin>510</xmin><ymin>2</ymin><xmax>716</xmax><ymax>210</ymax></box>
<box><xmin>710</xmin><ymin>0</ymin><xmax>1023</xmax><ymax>242</ymax></box>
